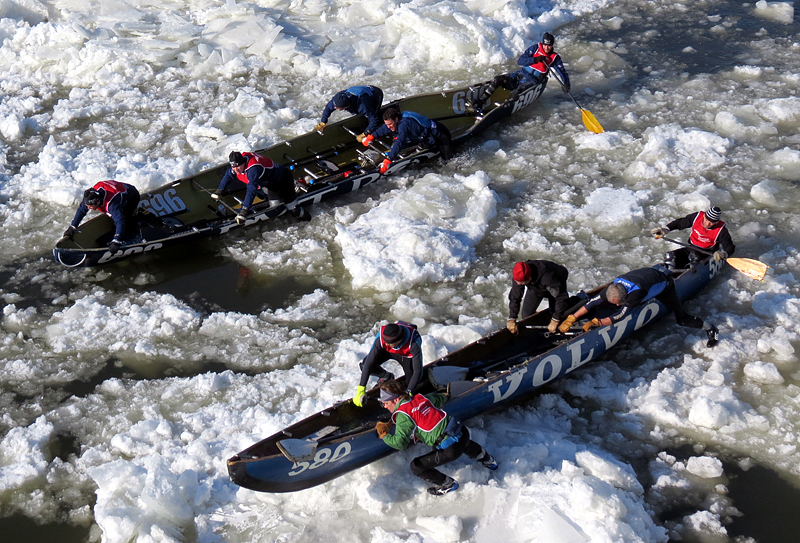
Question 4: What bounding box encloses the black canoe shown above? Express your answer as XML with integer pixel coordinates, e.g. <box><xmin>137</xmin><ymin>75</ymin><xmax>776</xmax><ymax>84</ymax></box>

<box><xmin>226</xmin><ymin>257</ymin><xmax>726</xmax><ymax>492</ymax></box>
<box><xmin>53</xmin><ymin>77</ymin><xmax>548</xmax><ymax>267</ymax></box>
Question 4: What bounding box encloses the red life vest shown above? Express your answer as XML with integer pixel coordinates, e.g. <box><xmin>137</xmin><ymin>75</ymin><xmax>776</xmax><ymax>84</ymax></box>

<box><xmin>391</xmin><ymin>394</ymin><xmax>447</xmax><ymax>442</ymax></box>
<box><xmin>526</xmin><ymin>43</ymin><xmax>559</xmax><ymax>75</ymax></box>
<box><xmin>92</xmin><ymin>180</ymin><xmax>128</xmax><ymax>214</ymax></box>
<box><xmin>380</xmin><ymin>322</ymin><xmax>418</xmax><ymax>357</ymax></box>
<box><xmin>235</xmin><ymin>152</ymin><xmax>275</xmax><ymax>185</ymax></box>
<box><xmin>689</xmin><ymin>211</ymin><xmax>726</xmax><ymax>249</ymax></box>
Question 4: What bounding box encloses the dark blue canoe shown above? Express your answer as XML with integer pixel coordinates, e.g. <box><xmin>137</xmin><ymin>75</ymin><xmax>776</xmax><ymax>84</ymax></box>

<box><xmin>227</xmin><ymin>256</ymin><xmax>726</xmax><ymax>492</ymax></box>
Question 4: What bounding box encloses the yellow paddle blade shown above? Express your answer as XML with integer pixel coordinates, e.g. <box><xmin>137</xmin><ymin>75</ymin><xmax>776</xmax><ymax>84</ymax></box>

<box><xmin>727</xmin><ymin>258</ymin><xmax>769</xmax><ymax>282</ymax></box>
<box><xmin>581</xmin><ymin>108</ymin><xmax>604</xmax><ymax>134</ymax></box>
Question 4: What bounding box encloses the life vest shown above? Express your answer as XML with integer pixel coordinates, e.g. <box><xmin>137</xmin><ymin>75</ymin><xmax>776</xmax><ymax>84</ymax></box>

<box><xmin>401</xmin><ymin>111</ymin><xmax>434</xmax><ymax>131</ymax></box>
<box><xmin>689</xmin><ymin>211</ymin><xmax>726</xmax><ymax>249</ymax></box>
<box><xmin>613</xmin><ymin>273</ymin><xmax>666</xmax><ymax>302</ymax></box>
<box><xmin>92</xmin><ymin>180</ymin><xmax>128</xmax><ymax>214</ymax></box>
<box><xmin>380</xmin><ymin>322</ymin><xmax>419</xmax><ymax>357</ymax></box>
<box><xmin>235</xmin><ymin>152</ymin><xmax>276</xmax><ymax>185</ymax></box>
<box><xmin>391</xmin><ymin>394</ymin><xmax>448</xmax><ymax>443</ymax></box>
<box><xmin>524</xmin><ymin>43</ymin><xmax>559</xmax><ymax>75</ymax></box>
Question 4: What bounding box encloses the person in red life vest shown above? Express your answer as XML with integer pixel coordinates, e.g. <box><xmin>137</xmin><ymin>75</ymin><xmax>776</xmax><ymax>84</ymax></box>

<box><xmin>375</xmin><ymin>380</ymin><xmax>498</xmax><ymax>496</ymax></box>
<box><xmin>361</xmin><ymin>107</ymin><xmax>452</xmax><ymax>173</ymax></box>
<box><xmin>650</xmin><ymin>205</ymin><xmax>735</xmax><ymax>270</ymax></box>
<box><xmin>64</xmin><ymin>180</ymin><xmax>140</xmax><ymax>253</ymax></box>
<box><xmin>212</xmin><ymin>151</ymin><xmax>310</xmax><ymax>225</ymax></box>
<box><xmin>507</xmin><ymin>260</ymin><xmax>571</xmax><ymax>334</ymax></box>
<box><xmin>353</xmin><ymin>322</ymin><xmax>424</xmax><ymax>407</ymax></box>
<box><xmin>471</xmin><ymin>32</ymin><xmax>570</xmax><ymax>112</ymax></box>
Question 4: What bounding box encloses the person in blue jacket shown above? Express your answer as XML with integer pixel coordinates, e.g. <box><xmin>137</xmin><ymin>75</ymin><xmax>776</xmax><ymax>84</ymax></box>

<box><xmin>212</xmin><ymin>151</ymin><xmax>310</xmax><ymax>224</ymax></box>
<box><xmin>314</xmin><ymin>85</ymin><xmax>384</xmax><ymax>142</ymax></box>
<box><xmin>64</xmin><ymin>180</ymin><xmax>140</xmax><ymax>253</ymax></box>
<box><xmin>361</xmin><ymin>107</ymin><xmax>452</xmax><ymax>173</ymax></box>
<box><xmin>559</xmin><ymin>265</ymin><xmax>719</xmax><ymax>347</ymax></box>
<box><xmin>472</xmin><ymin>32</ymin><xmax>570</xmax><ymax>112</ymax></box>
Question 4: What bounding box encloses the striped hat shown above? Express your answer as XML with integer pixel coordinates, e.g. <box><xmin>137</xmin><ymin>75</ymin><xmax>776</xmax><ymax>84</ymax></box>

<box><xmin>706</xmin><ymin>206</ymin><xmax>721</xmax><ymax>222</ymax></box>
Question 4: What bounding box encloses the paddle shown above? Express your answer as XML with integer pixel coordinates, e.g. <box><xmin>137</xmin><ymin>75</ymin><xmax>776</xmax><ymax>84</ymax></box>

<box><xmin>547</xmin><ymin>67</ymin><xmax>604</xmax><ymax>134</ymax></box>
<box><xmin>188</xmin><ymin>179</ymin><xmax>239</xmax><ymax>216</ymax></box>
<box><xmin>662</xmin><ymin>237</ymin><xmax>769</xmax><ymax>281</ymax></box>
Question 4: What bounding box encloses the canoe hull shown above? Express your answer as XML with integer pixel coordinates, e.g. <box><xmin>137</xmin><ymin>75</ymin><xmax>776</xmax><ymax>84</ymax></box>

<box><xmin>54</xmin><ymin>79</ymin><xmax>547</xmax><ymax>267</ymax></box>
<box><xmin>227</xmin><ymin>258</ymin><xmax>725</xmax><ymax>492</ymax></box>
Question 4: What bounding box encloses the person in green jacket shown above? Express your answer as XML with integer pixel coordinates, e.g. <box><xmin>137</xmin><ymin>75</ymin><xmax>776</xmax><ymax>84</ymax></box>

<box><xmin>375</xmin><ymin>380</ymin><xmax>498</xmax><ymax>495</ymax></box>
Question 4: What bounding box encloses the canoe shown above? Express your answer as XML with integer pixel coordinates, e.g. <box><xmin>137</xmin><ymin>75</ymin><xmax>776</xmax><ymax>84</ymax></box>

<box><xmin>226</xmin><ymin>256</ymin><xmax>726</xmax><ymax>492</ymax></box>
<box><xmin>53</xmin><ymin>77</ymin><xmax>548</xmax><ymax>267</ymax></box>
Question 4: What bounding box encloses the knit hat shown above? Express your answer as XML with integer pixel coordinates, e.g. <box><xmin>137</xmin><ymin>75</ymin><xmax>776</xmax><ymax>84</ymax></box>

<box><xmin>382</xmin><ymin>323</ymin><xmax>403</xmax><ymax>343</ymax></box>
<box><xmin>542</xmin><ymin>32</ymin><xmax>555</xmax><ymax>46</ymax></box>
<box><xmin>83</xmin><ymin>188</ymin><xmax>103</xmax><ymax>207</ymax></box>
<box><xmin>229</xmin><ymin>151</ymin><xmax>247</xmax><ymax>167</ymax></box>
<box><xmin>333</xmin><ymin>91</ymin><xmax>350</xmax><ymax>109</ymax></box>
<box><xmin>513</xmin><ymin>261</ymin><xmax>532</xmax><ymax>282</ymax></box>
<box><xmin>379</xmin><ymin>388</ymin><xmax>401</xmax><ymax>402</ymax></box>
<box><xmin>705</xmin><ymin>206</ymin><xmax>721</xmax><ymax>222</ymax></box>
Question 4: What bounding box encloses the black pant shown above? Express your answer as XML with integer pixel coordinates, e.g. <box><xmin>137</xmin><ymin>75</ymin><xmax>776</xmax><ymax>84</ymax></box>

<box><xmin>666</xmin><ymin>248</ymin><xmax>703</xmax><ymax>269</ymax></box>
<box><xmin>410</xmin><ymin>427</ymin><xmax>485</xmax><ymax>486</ymax></box>
<box><xmin>432</xmin><ymin>123</ymin><xmax>453</xmax><ymax>160</ymax></box>
<box><xmin>266</xmin><ymin>169</ymin><xmax>297</xmax><ymax>205</ymax></box>
<box><xmin>655</xmin><ymin>274</ymin><xmax>704</xmax><ymax>329</ymax></box>
<box><xmin>520</xmin><ymin>282</ymin><xmax>568</xmax><ymax>320</ymax></box>
<box><xmin>359</xmin><ymin>356</ymin><xmax>412</xmax><ymax>386</ymax></box>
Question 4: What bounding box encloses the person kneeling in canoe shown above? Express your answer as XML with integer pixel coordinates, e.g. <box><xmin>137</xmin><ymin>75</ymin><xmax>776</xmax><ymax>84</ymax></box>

<box><xmin>314</xmin><ymin>85</ymin><xmax>384</xmax><ymax>142</ymax></box>
<box><xmin>212</xmin><ymin>151</ymin><xmax>310</xmax><ymax>225</ymax></box>
<box><xmin>650</xmin><ymin>205</ymin><xmax>735</xmax><ymax>270</ymax></box>
<box><xmin>64</xmin><ymin>180</ymin><xmax>140</xmax><ymax>254</ymax></box>
<box><xmin>507</xmin><ymin>260</ymin><xmax>571</xmax><ymax>334</ymax></box>
<box><xmin>353</xmin><ymin>322</ymin><xmax>424</xmax><ymax>407</ymax></box>
<box><xmin>559</xmin><ymin>265</ymin><xmax>720</xmax><ymax>347</ymax></box>
<box><xmin>375</xmin><ymin>380</ymin><xmax>498</xmax><ymax>496</ymax></box>
<box><xmin>361</xmin><ymin>107</ymin><xmax>452</xmax><ymax>173</ymax></box>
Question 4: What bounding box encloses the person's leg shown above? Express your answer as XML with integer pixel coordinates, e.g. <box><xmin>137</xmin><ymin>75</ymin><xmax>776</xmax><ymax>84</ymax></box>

<box><xmin>520</xmin><ymin>287</ymin><xmax>545</xmax><ymax>319</ymax></box>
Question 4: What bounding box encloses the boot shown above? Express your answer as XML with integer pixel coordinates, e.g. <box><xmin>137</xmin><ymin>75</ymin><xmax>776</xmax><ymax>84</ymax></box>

<box><xmin>427</xmin><ymin>477</ymin><xmax>459</xmax><ymax>496</ymax></box>
<box><xmin>705</xmin><ymin>325</ymin><xmax>719</xmax><ymax>348</ymax></box>
<box><xmin>478</xmin><ymin>451</ymin><xmax>498</xmax><ymax>471</ymax></box>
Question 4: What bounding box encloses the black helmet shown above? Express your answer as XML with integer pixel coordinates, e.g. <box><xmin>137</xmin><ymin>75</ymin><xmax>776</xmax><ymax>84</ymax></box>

<box><xmin>542</xmin><ymin>32</ymin><xmax>555</xmax><ymax>46</ymax></box>
<box><xmin>83</xmin><ymin>188</ymin><xmax>103</xmax><ymax>207</ymax></box>
<box><xmin>229</xmin><ymin>151</ymin><xmax>247</xmax><ymax>167</ymax></box>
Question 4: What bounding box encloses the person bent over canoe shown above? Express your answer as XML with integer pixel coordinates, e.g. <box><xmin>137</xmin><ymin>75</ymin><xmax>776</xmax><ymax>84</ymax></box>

<box><xmin>213</xmin><ymin>151</ymin><xmax>310</xmax><ymax>224</ymax></box>
<box><xmin>651</xmin><ymin>205</ymin><xmax>735</xmax><ymax>270</ymax></box>
<box><xmin>508</xmin><ymin>260</ymin><xmax>571</xmax><ymax>334</ymax></box>
<box><xmin>64</xmin><ymin>180</ymin><xmax>140</xmax><ymax>254</ymax></box>
<box><xmin>472</xmin><ymin>32</ymin><xmax>570</xmax><ymax>112</ymax></box>
<box><xmin>376</xmin><ymin>380</ymin><xmax>498</xmax><ymax>496</ymax></box>
<box><xmin>314</xmin><ymin>85</ymin><xmax>384</xmax><ymax>142</ymax></box>
<box><xmin>559</xmin><ymin>265</ymin><xmax>720</xmax><ymax>347</ymax></box>
<box><xmin>353</xmin><ymin>322</ymin><xmax>424</xmax><ymax>407</ymax></box>
<box><xmin>362</xmin><ymin>107</ymin><xmax>452</xmax><ymax>173</ymax></box>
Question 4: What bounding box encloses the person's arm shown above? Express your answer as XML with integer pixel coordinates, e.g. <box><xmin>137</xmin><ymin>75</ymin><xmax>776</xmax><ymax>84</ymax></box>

<box><xmin>517</xmin><ymin>44</ymin><xmax>538</xmax><ymax>66</ymax></box>
<box><xmin>70</xmin><ymin>202</ymin><xmax>89</xmax><ymax>228</ymax></box>
<box><xmin>508</xmin><ymin>281</ymin><xmax>525</xmax><ymax>319</ymax></box>
<box><xmin>240</xmin><ymin>167</ymin><xmax>263</xmax><ymax>210</ymax></box>
<box><xmin>382</xmin><ymin>412</ymin><xmax>414</xmax><ymax>450</ymax></box>
<box><xmin>717</xmin><ymin>226</ymin><xmax>736</xmax><ymax>256</ymax></box>
<box><xmin>550</xmin><ymin>54</ymin><xmax>570</xmax><ymax>88</ymax></box>
<box><xmin>320</xmin><ymin>98</ymin><xmax>336</xmax><ymax>124</ymax></box>
<box><xmin>665</xmin><ymin>212</ymin><xmax>698</xmax><ymax>232</ymax></box>
<box><xmin>217</xmin><ymin>169</ymin><xmax>236</xmax><ymax>192</ymax></box>
<box><xmin>405</xmin><ymin>337</ymin><xmax>424</xmax><ymax>392</ymax></box>
<box><xmin>358</xmin><ymin>335</ymin><xmax>383</xmax><ymax>387</ymax></box>
<box><xmin>428</xmin><ymin>392</ymin><xmax>448</xmax><ymax>408</ymax></box>
<box><xmin>550</xmin><ymin>286</ymin><xmax>571</xmax><ymax>321</ymax></box>
<box><xmin>105</xmin><ymin>196</ymin><xmax>128</xmax><ymax>241</ymax></box>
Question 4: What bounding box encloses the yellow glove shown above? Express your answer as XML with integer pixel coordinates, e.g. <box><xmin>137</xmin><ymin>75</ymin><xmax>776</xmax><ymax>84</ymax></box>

<box><xmin>353</xmin><ymin>385</ymin><xmax>367</xmax><ymax>407</ymax></box>
<box><xmin>376</xmin><ymin>421</ymin><xmax>392</xmax><ymax>439</ymax></box>
<box><xmin>558</xmin><ymin>315</ymin><xmax>576</xmax><ymax>333</ymax></box>
<box><xmin>547</xmin><ymin>318</ymin><xmax>559</xmax><ymax>333</ymax></box>
<box><xmin>583</xmin><ymin>318</ymin><xmax>601</xmax><ymax>332</ymax></box>
<box><xmin>713</xmin><ymin>250</ymin><xmax>728</xmax><ymax>261</ymax></box>
<box><xmin>356</xmin><ymin>133</ymin><xmax>367</xmax><ymax>142</ymax></box>
<box><xmin>314</xmin><ymin>122</ymin><xmax>326</xmax><ymax>132</ymax></box>
<box><xmin>506</xmin><ymin>318</ymin><xmax>518</xmax><ymax>334</ymax></box>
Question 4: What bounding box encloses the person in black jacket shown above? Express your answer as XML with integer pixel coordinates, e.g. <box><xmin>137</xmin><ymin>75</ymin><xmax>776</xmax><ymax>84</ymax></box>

<box><xmin>650</xmin><ymin>205</ymin><xmax>735</xmax><ymax>270</ymax></box>
<box><xmin>559</xmin><ymin>266</ymin><xmax>719</xmax><ymax>347</ymax></box>
<box><xmin>507</xmin><ymin>260</ymin><xmax>570</xmax><ymax>334</ymax></box>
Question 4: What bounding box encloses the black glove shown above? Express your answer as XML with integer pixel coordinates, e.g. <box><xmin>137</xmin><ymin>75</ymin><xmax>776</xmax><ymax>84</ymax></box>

<box><xmin>561</xmin><ymin>83</ymin><xmax>570</xmax><ymax>93</ymax></box>
<box><xmin>63</xmin><ymin>225</ymin><xmax>76</xmax><ymax>239</ymax></box>
<box><xmin>211</xmin><ymin>189</ymin><xmax>222</xmax><ymax>200</ymax></box>
<box><xmin>109</xmin><ymin>240</ymin><xmax>121</xmax><ymax>253</ymax></box>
